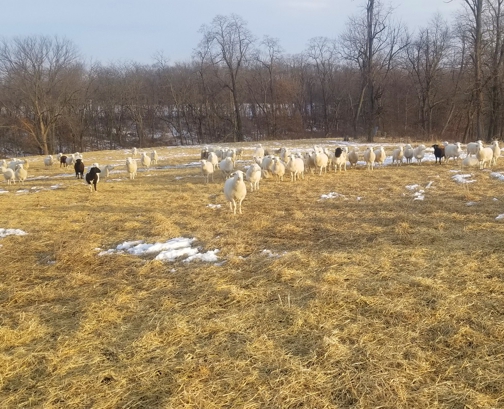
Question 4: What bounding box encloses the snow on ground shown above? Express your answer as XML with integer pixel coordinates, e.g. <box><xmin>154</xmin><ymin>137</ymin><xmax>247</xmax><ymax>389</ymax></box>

<box><xmin>452</xmin><ymin>174</ymin><xmax>476</xmax><ymax>184</ymax></box>
<box><xmin>320</xmin><ymin>192</ymin><xmax>346</xmax><ymax>200</ymax></box>
<box><xmin>491</xmin><ymin>172</ymin><xmax>504</xmax><ymax>181</ymax></box>
<box><xmin>0</xmin><ymin>228</ymin><xmax>28</xmax><ymax>238</ymax></box>
<box><xmin>97</xmin><ymin>237</ymin><xmax>220</xmax><ymax>263</ymax></box>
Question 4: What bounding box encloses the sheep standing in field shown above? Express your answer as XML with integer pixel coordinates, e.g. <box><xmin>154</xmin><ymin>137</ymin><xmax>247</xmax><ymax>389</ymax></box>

<box><xmin>60</xmin><ymin>155</ymin><xmax>68</xmax><ymax>167</ymax></box>
<box><xmin>444</xmin><ymin>142</ymin><xmax>462</xmax><ymax>163</ymax></box>
<box><xmin>254</xmin><ymin>144</ymin><xmax>265</xmax><ymax>160</ymax></box>
<box><xmin>462</xmin><ymin>156</ymin><xmax>479</xmax><ymax>168</ymax></box>
<box><xmin>271</xmin><ymin>157</ymin><xmax>286</xmax><ymax>181</ymax></box>
<box><xmin>432</xmin><ymin>144</ymin><xmax>445</xmax><ymax>164</ymax></box>
<box><xmin>374</xmin><ymin>146</ymin><xmax>387</xmax><ymax>167</ymax></box>
<box><xmin>85</xmin><ymin>166</ymin><xmax>101</xmax><ymax>192</ymax></box>
<box><xmin>44</xmin><ymin>155</ymin><xmax>54</xmax><ymax>167</ymax></box>
<box><xmin>279</xmin><ymin>147</ymin><xmax>290</xmax><ymax>163</ymax></box>
<box><xmin>261</xmin><ymin>155</ymin><xmax>276</xmax><ymax>178</ymax></box>
<box><xmin>74</xmin><ymin>159</ymin><xmax>85</xmax><ymax>179</ymax></box>
<box><xmin>126</xmin><ymin>157</ymin><xmax>138</xmax><ymax>180</ymax></box>
<box><xmin>491</xmin><ymin>140</ymin><xmax>501</xmax><ymax>166</ymax></box>
<box><xmin>333</xmin><ymin>147</ymin><xmax>347</xmax><ymax>172</ymax></box>
<box><xmin>476</xmin><ymin>141</ymin><xmax>494</xmax><ymax>169</ymax></box>
<box><xmin>246</xmin><ymin>163</ymin><xmax>262</xmax><ymax>191</ymax></box>
<box><xmin>224</xmin><ymin>170</ymin><xmax>247</xmax><ymax>215</ymax></box>
<box><xmin>201</xmin><ymin>159</ymin><xmax>214</xmax><ymax>184</ymax></box>
<box><xmin>200</xmin><ymin>147</ymin><xmax>209</xmax><ymax>160</ymax></box>
<box><xmin>364</xmin><ymin>147</ymin><xmax>376</xmax><ymax>170</ymax></box>
<box><xmin>206</xmin><ymin>152</ymin><xmax>219</xmax><ymax>170</ymax></box>
<box><xmin>347</xmin><ymin>148</ymin><xmax>359</xmax><ymax>168</ymax></box>
<box><xmin>392</xmin><ymin>146</ymin><xmax>404</xmax><ymax>166</ymax></box>
<box><xmin>404</xmin><ymin>144</ymin><xmax>414</xmax><ymax>164</ymax></box>
<box><xmin>141</xmin><ymin>152</ymin><xmax>151</xmax><ymax>169</ymax></box>
<box><xmin>150</xmin><ymin>150</ymin><xmax>158</xmax><ymax>165</ymax></box>
<box><xmin>65</xmin><ymin>154</ymin><xmax>75</xmax><ymax>167</ymax></box>
<box><xmin>219</xmin><ymin>157</ymin><xmax>235</xmax><ymax>180</ymax></box>
<box><xmin>285</xmin><ymin>154</ymin><xmax>305</xmax><ymax>182</ymax></box>
<box><xmin>1</xmin><ymin>166</ymin><xmax>15</xmax><ymax>185</ymax></box>
<box><xmin>100</xmin><ymin>164</ymin><xmax>114</xmax><ymax>178</ymax></box>
<box><xmin>15</xmin><ymin>164</ymin><xmax>27</xmax><ymax>184</ymax></box>
<box><xmin>313</xmin><ymin>150</ymin><xmax>329</xmax><ymax>175</ymax></box>
<box><xmin>132</xmin><ymin>147</ymin><xmax>138</xmax><ymax>157</ymax></box>
<box><xmin>413</xmin><ymin>145</ymin><xmax>426</xmax><ymax>164</ymax></box>
<box><xmin>466</xmin><ymin>141</ymin><xmax>482</xmax><ymax>157</ymax></box>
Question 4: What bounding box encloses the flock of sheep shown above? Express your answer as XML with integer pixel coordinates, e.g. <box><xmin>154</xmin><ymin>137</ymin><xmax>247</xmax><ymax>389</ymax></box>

<box><xmin>1</xmin><ymin>140</ymin><xmax>501</xmax><ymax>214</ymax></box>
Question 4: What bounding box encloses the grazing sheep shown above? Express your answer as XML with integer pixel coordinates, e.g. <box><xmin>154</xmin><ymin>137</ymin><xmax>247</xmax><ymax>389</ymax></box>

<box><xmin>392</xmin><ymin>146</ymin><xmax>404</xmax><ymax>166</ymax></box>
<box><xmin>60</xmin><ymin>155</ymin><xmax>68</xmax><ymax>167</ymax></box>
<box><xmin>150</xmin><ymin>150</ymin><xmax>158</xmax><ymax>165</ymax></box>
<box><xmin>246</xmin><ymin>163</ymin><xmax>262</xmax><ymax>191</ymax></box>
<box><xmin>285</xmin><ymin>155</ymin><xmax>305</xmax><ymax>182</ymax></box>
<box><xmin>219</xmin><ymin>157</ymin><xmax>234</xmax><ymax>180</ymax></box>
<box><xmin>141</xmin><ymin>152</ymin><xmax>151</xmax><ymax>168</ymax></box>
<box><xmin>363</xmin><ymin>147</ymin><xmax>376</xmax><ymax>170</ymax></box>
<box><xmin>15</xmin><ymin>164</ymin><xmax>27</xmax><ymax>184</ymax></box>
<box><xmin>74</xmin><ymin>159</ymin><xmax>85</xmax><ymax>179</ymax></box>
<box><xmin>85</xmin><ymin>167</ymin><xmax>101</xmax><ymax>192</ymax></box>
<box><xmin>476</xmin><ymin>141</ymin><xmax>494</xmax><ymax>169</ymax></box>
<box><xmin>333</xmin><ymin>147</ymin><xmax>347</xmax><ymax>172</ymax></box>
<box><xmin>347</xmin><ymin>148</ymin><xmax>359</xmax><ymax>168</ymax></box>
<box><xmin>444</xmin><ymin>142</ymin><xmax>462</xmax><ymax>163</ymax></box>
<box><xmin>491</xmin><ymin>140</ymin><xmax>501</xmax><ymax>166</ymax></box>
<box><xmin>374</xmin><ymin>146</ymin><xmax>387</xmax><ymax>167</ymax></box>
<box><xmin>100</xmin><ymin>164</ymin><xmax>114</xmax><ymax>178</ymax></box>
<box><xmin>413</xmin><ymin>145</ymin><xmax>426</xmax><ymax>164</ymax></box>
<box><xmin>201</xmin><ymin>159</ymin><xmax>214</xmax><ymax>184</ymax></box>
<box><xmin>1</xmin><ymin>166</ymin><xmax>15</xmax><ymax>185</ymax></box>
<box><xmin>44</xmin><ymin>155</ymin><xmax>54</xmax><ymax>167</ymax></box>
<box><xmin>404</xmin><ymin>144</ymin><xmax>414</xmax><ymax>164</ymax></box>
<box><xmin>126</xmin><ymin>157</ymin><xmax>138</xmax><ymax>180</ymax></box>
<box><xmin>224</xmin><ymin>170</ymin><xmax>247</xmax><ymax>215</ymax></box>
<box><xmin>271</xmin><ymin>157</ymin><xmax>286</xmax><ymax>181</ymax></box>
<box><xmin>432</xmin><ymin>144</ymin><xmax>445</xmax><ymax>164</ymax></box>
<box><xmin>207</xmin><ymin>152</ymin><xmax>219</xmax><ymax>170</ymax></box>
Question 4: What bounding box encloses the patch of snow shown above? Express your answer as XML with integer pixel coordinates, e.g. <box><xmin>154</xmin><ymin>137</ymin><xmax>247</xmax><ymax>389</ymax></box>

<box><xmin>0</xmin><ymin>228</ymin><xmax>28</xmax><ymax>238</ymax></box>
<box><xmin>496</xmin><ymin>214</ymin><xmax>504</xmax><ymax>220</ymax></box>
<box><xmin>320</xmin><ymin>192</ymin><xmax>345</xmax><ymax>200</ymax></box>
<box><xmin>452</xmin><ymin>174</ymin><xmax>476</xmax><ymax>184</ymax></box>
<box><xmin>491</xmin><ymin>172</ymin><xmax>504</xmax><ymax>182</ymax></box>
<box><xmin>405</xmin><ymin>184</ymin><xmax>420</xmax><ymax>191</ymax></box>
<box><xmin>207</xmin><ymin>204</ymin><xmax>221</xmax><ymax>209</ymax></box>
<box><xmin>466</xmin><ymin>201</ymin><xmax>478</xmax><ymax>206</ymax></box>
<box><xmin>261</xmin><ymin>249</ymin><xmax>286</xmax><ymax>258</ymax></box>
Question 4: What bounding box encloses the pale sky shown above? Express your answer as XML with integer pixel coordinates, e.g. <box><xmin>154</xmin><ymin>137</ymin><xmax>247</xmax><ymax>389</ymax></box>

<box><xmin>3</xmin><ymin>0</ymin><xmax>462</xmax><ymax>66</ymax></box>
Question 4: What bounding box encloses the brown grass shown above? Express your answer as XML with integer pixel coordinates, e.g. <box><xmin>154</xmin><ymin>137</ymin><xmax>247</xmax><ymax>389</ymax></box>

<box><xmin>2</xmin><ymin>140</ymin><xmax>504</xmax><ymax>408</ymax></box>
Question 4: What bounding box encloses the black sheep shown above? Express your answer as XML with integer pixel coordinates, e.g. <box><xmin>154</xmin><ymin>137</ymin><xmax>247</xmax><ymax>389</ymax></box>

<box><xmin>60</xmin><ymin>155</ymin><xmax>68</xmax><ymax>167</ymax></box>
<box><xmin>335</xmin><ymin>147</ymin><xmax>343</xmax><ymax>158</ymax></box>
<box><xmin>432</xmin><ymin>144</ymin><xmax>445</xmax><ymax>164</ymax></box>
<box><xmin>85</xmin><ymin>167</ymin><xmax>101</xmax><ymax>191</ymax></box>
<box><xmin>74</xmin><ymin>158</ymin><xmax>85</xmax><ymax>178</ymax></box>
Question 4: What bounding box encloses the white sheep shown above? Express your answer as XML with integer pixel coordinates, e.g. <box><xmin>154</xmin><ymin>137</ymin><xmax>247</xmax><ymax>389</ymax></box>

<box><xmin>1</xmin><ymin>166</ymin><xmax>15</xmax><ymax>185</ymax></box>
<box><xmin>150</xmin><ymin>150</ymin><xmax>158</xmax><ymax>165</ymax></box>
<box><xmin>201</xmin><ymin>159</ymin><xmax>214</xmax><ymax>184</ymax></box>
<box><xmin>44</xmin><ymin>155</ymin><xmax>54</xmax><ymax>167</ymax></box>
<box><xmin>140</xmin><ymin>152</ymin><xmax>151</xmax><ymax>168</ymax></box>
<box><xmin>260</xmin><ymin>155</ymin><xmax>276</xmax><ymax>178</ymax></box>
<box><xmin>219</xmin><ymin>157</ymin><xmax>234</xmax><ymax>179</ymax></box>
<box><xmin>303</xmin><ymin>152</ymin><xmax>316</xmax><ymax>174</ymax></box>
<box><xmin>413</xmin><ymin>145</ymin><xmax>426</xmax><ymax>164</ymax></box>
<box><xmin>254</xmin><ymin>144</ymin><xmax>265</xmax><ymax>159</ymax></box>
<box><xmin>374</xmin><ymin>146</ymin><xmax>387</xmax><ymax>167</ymax></box>
<box><xmin>363</xmin><ymin>147</ymin><xmax>376</xmax><ymax>170</ymax></box>
<box><xmin>462</xmin><ymin>156</ymin><xmax>479</xmax><ymax>168</ymax></box>
<box><xmin>392</xmin><ymin>146</ymin><xmax>404</xmax><ymax>166</ymax></box>
<box><xmin>476</xmin><ymin>141</ymin><xmax>494</xmax><ymax>169</ymax></box>
<box><xmin>126</xmin><ymin>157</ymin><xmax>138</xmax><ymax>180</ymax></box>
<box><xmin>313</xmin><ymin>151</ymin><xmax>329</xmax><ymax>175</ymax></box>
<box><xmin>444</xmin><ymin>142</ymin><xmax>463</xmax><ymax>163</ymax></box>
<box><xmin>132</xmin><ymin>147</ymin><xmax>138</xmax><ymax>157</ymax></box>
<box><xmin>491</xmin><ymin>140</ymin><xmax>501</xmax><ymax>166</ymax></box>
<box><xmin>246</xmin><ymin>163</ymin><xmax>262</xmax><ymax>191</ymax></box>
<box><xmin>347</xmin><ymin>148</ymin><xmax>359</xmax><ymax>168</ymax></box>
<box><xmin>65</xmin><ymin>154</ymin><xmax>75</xmax><ymax>167</ymax></box>
<box><xmin>285</xmin><ymin>155</ymin><xmax>305</xmax><ymax>182</ymax></box>
<box><xmin>224</xmin><ymin>170</ymin><xmax>247</xmax><ymax>215</ymax></box>
<box><xmin>100</xmin><ymin>164</ymin><xmax>115</xmax><ymax>178</ymax></box>
<box><xmin>207</xmin><ymin>152</ymin><xmax>219</xmax><ymax>170</ymax></box>
<box><xmin>271</xmin><ymin>157</ymin><xmax>286</xmax><ymax>181</ymax></box>
<box><xmin>15</xmin><ymin>164</ymin><xmax>27</xmax><ymax>184</ymax></box>
<box><xmin>404</xmin><ymin>144</ymin><xmax>414</xmax><ymax>164</ymax></box>
<box><xmin>466</xmin><ymin>141</ymin><xmax>482</xmax><ymax>157</ymax></box>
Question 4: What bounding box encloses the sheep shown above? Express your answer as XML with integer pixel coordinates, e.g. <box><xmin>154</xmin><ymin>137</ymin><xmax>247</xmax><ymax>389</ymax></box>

<box><xmin>363</xmin><ymin>147</ymin><xmax>376</xmax><ymax>170</ymax></box>
<box><xmin>0</xmin><ymin>160</ymin><xmax>6</xmax><ymax>168</ymax></box>
<box><xmin>219</xmin><ymin>156</ymin><xmax>234</xmax><ymax>179</ymax></box>
<box><xmin>200</xmin><ymin>147</ymin><xmax>209</xmax><ymax>160</ymax></box>
<box><xmin>85</xmin><ymin>167</ymin><xmax>101</xmax><ymax>192</ymax></box>
<box><xmin>303</xmin><ymin>152</ymin><xmax>316</xmax><ymax>174</ymax></box>
<box><xmin>100</xmin><ymin>164</ymin><xmax>114</xmax><ymax>178</ymax></box>
<box><xmin>132</xmin><ymin>147</ymin><xmax>138</xmax><ymax>157</ymax></box>
<box><xmin>404</xmin><ymin>144</ymin><xmax>414</xmax><ymax>164</ymax></box>
<box><xmin>347</xmin><ymin>148</ymin><xmax>359</xmax><ymax>168</ymax></box>
<box><xmin>223</xmin><ymin>170</ymin><xmax>247</xmax><ymax>215</ymax></box>
<box><xmin>236</xmin><ymin>148</ymin><xmax>244</xmax><ymax>160</ymax></box>
<box><xmin>141</xmin><ymin>152</ymin><xmax>151</xmax><ymax>168</ymax></box>
<box><xmin>432</xmin><ymin>144</ymin><xmax>445</xmax><ymax>164</ymax></box>
<box><xmin>260</xmin><ymin>155</ymin><xmax>276</xmax><ymax>178</ymax></box>
<box><xmin>57</xmin><ymin>153</ymin><xmax>63</xmax><ymax>162</ymax></box>
<box><xmin>254</xmin><ymin>144</ymin><xmax>265</xmax><ymax>159</ymax></box>
<box><xmin>150</xmin><ymin>150</ymin><xmax>158</xmax><ymax>165</ymax></box>
<box><xmin>374</xmin><ymin>146</ymin><xmax>387</xmax><ymax>167</ymax></box>
<box><xmin>65</xmin><ymin>154</ymin><xmax>75</xmax><ymax>167</ymax></box>
<box><xmin>44</xmin><ymin>155</ymin><xmax>54</xmax><ymax>167</ymax></box>
<box><xmin>413</xmin><ymin>145</ymin><xmax>426</xmax><ymax>164</ymax></box>
<box><xmin>271</xmin><ymin>157</ymin><xmax>286</xmax><ymax>181</ymax></box>
<box><xmin>226</xmin><ymin>148</ymin><xmax>237</xmax><ymax>165</ymax></box>
<box><xmin>491</xmin><ymin>140</ymin><xmax>501</xmax><ymax>166</ymax></box>
<box><xmin>462</xmin><ymin>156</ymin><xmax>480</xmax><ymax>168</ymax></box>
<box><xmin>313</xmin><ymin>151</ymin><xmax>329</xmax><ymax>175</ymax></box>
<box><xmin>246</xmin><ymin>163</ymin><xmax>262</xmax><ymax>191</ymax></box>
<box><xmin>60</xmin><ymin>155</ymin><xmax>68</xmax><ymax>167</ymax></box>
<box><xmin>279</xmin><ymin>147</ymin><xmax>290</xmax><ymax>163</ymax></box>
<box><xmin>15</xmin><ymin>164</ymin><xmax>27</xmax><ymax>184</ymax></box>
<box><xmin>392</xmin><ymin>146</ymin><xmax>404</xmax><ymax>166</ymax></box>
<box><xmin>285</xmin><ymin>154</ymin><xmax>305</xmax><ymax>182</ymax></box>
<box><xmin>476</xmin><ymin>141</ymin><xmax>494</xmax><ymax>169</ymax></box>
<box><xmin>333</xmin><ymin>147</ymin><xmax>347</xmax><ymax>172</ymax></box>
<box><xmin>444</xmin><ymin>142</ymin><xmax>462</xmax><ymax>163</ymax></box>
<box><xmin>74</xmin><ymin>159</ymin><xmax>85</xmax><ymax>179</ymax></box>
<box><xmin>126</xmin><ymin>157</ymin><xmax>138</xmax><ymax>180</ymax></box>
<box><xmin>466</xmin><ymin>141</ymin><xmax>482</xmax><ymax>157</ymax></box>
<box><xmin>1</xmin><ymin>166</ymin><xmax>15</xmax><ymax>185</ymax></box>
<box><xmin>201</xmin><ymin>159</ymin><xmax>214</xmax><ymax>184</ymax></box>
<box><xmin>8</xmin><ymin>159</ymin><xmax>21</xmax><ymax>171</ymax></box>
<box><xmin>207</xmin><ymin>152</ymin><xmax>219</xmax><ymax>170</ymax></box>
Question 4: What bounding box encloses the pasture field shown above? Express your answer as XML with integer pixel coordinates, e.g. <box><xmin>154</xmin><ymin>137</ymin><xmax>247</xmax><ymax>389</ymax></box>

<box><xmin>1</xmin><ymin>139</ymin><xmax>504</xmax><ymax>408</ymax></box>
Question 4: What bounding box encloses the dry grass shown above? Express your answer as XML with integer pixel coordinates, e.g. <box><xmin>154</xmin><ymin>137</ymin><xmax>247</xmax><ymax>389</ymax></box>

<box><xmin>2</xmin><ymin>140</ymin><xmax>504</xmax><ymax>408</ymax></box>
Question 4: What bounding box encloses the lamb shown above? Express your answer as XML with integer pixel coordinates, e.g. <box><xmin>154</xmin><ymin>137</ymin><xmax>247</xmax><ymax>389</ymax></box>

<box><xmin>271</xmin><ymin>157</ymin><xmax>286</xmax><ymax>181</ymax></box>
<box><xmin>219</xmin><ymin>156</ymin><xmax>234</xmax><ymax>179</ymax></box>
<box><xmin>223</xmin><ymin>170</ymin><xmax>247</xmax><ymax>215</ymax></box>
<box><xmin>491</xmin><ymin>140</ymin><xmax>501</xmax><ymax>166</ymax></box>
<box><xmin>141</xmin><ymin>152</ymin><xmax>151</xmax><ymax>168</ymax></box>
<box><xmin>226</xmin><ymin>149</ymin><xmax>237</xmax><ymax>165</ymax></box>
<box><xmin>126</xmin><ymin>157</ymin><xmax>138</xmax><ymax>180</ymax></box>
<box><xmin>201</xmin><ymin>159</ymin><xmax>214</xmax><ymax>184</ymax></box>
<box><xmin>392</xmin><ymin>146</ymin><xmax>404</xmax><ymax>166</ymax></box>
<box><xmin>363</xmin><ymin>147</ymin><xmax>376</xmax><ymax>170</ymax></box>
<box><xmin>44</xmin><ymin>155</ymin><xmax>54</xmax><ymax>167</ymax></box>
<box><xmin>100</xmin><ymin>164</ymin><xmax>114</xmax><ymax>178</ymax></box>
<box><xmin>285</xmin><ymin>154</ymin><xmax>305</xmax><ymax>182</ymax></box>
<box><xmin>413</xmin><ymin>144</ymin><xmax>426</xmax><ymax>164</ymax></box>
<box><xmin>1</xmin><ymin>166</ymin><xmax>15</xmax><ymax>185</ymax></box>
<box><xmin>150</xmin><ymin>150</ymin><xmax>158</xmax><ymax>165</ymax></box>
<box><xmin>476</xmin><ymin>141</ymin><xmax>494</xmax><ymax>169</ymax></box>
<box><xmin>74</xmin><ymin>159</ymin><xmax>85</xmax><ymax>179</ymax></box>
<box><xmin>333</xmin><ymin>147</ymin><xmax>347</xmax><ymax>172</ymax></box>
<box><xmin>432</xmin><ymin>144</ymin><xmax>445</xmax><ymax>164</ymax></box>
<box><xmin>404</xmin><ymin>144</ymin><xmax>414</xmax><ymax>164</ymax></box>
<box><xmin>15</xmin><ymin>164</ymin><xmax>27</xmax><ymax>184</ymax></box>
<box><xmin>374</xmin><ymin>146</ymin><xmax>387</xmax><ymax>167</ymax></box>
<box><xmin>246</xmin><ymin>163</ymin><xmax>262</xmax><ymax>191</ymax></box>
<box><xmin>85</xmin><ymin>167</ymin><xmax>101</xmax><ymax>192</ymax></box>
<box><xmin>444</xmin><ymin>142</ymin><xmax>462</xmax><ymax>163</ymax></box>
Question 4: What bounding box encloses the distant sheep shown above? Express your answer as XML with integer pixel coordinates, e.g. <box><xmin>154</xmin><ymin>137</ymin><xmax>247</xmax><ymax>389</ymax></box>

<box><xmin>392</xmin><ymin>146</ymin><xmax>404</xmax><ymax>166</ymax></box>
<box><xmin>224</xmin><ymin>170</ymin><xmax>247</xmax><ymax>215</ymax></box>
<box><xmin>74</xmin><ymin>159</ymin><xmax>85</xmax><ymax>179</ymax></box>
<box><xmin>271</xmin><ymin>157</ymin><xmax>286</xmax><ymax>181</ymax></box>
<box><xmin>404</xmin><ymin>144</ymin><xmax>414</xmax><ymax>164</ymax></box>
<box><xmin>85</xmin><ymin>167</ymin><xmax>101</xmax><ymax>192</ymax></box>
<box><xmin>207</xmin><ymin>152</ymin><xmax>219</xmax><ymax>170</ymax></box>
<box><xmin>333</xmin><ymin>147</ymin><xmax>347</xmax><ymax>172</ymax></box>
<box><xmin>44</xmin><ymin>155</ymin><xmax>54</xmax><ymax>167</ymax></box>
<box><xmin>219</xmin><ymin>157</ymin><xmax>234</xmax><ymax>179</ymax></box>
<box><xmin>100</xmin><ymin>164</ymin><xmax>114</xmax><ymax>178</ymax></box>
<box><xmin>285</xmin><ymin>155</ymin><xmax>305</xmax><ymax>182</ymax></box>
<box><xmin>60</xmin><ymin>155</ymin><xmax>68</xmax><ymax>167</ymax></box>
<box><xmin>432</xmin><ymin>144</ymin><xmax>445</xmax><ymax>164</ymax></box>
<box><xmin>141</xmin><ymin>152</ymin><xmax>151</xmax><ymax>168</ymax></box>
<box><xmin>444</xmin><ymin>142</ymin><xmax>462</xmax><ymax>163</ymax></box>
<box><xmin>414</xmin><ymin>145</ymin><xmax>426</xmax><ymax>164</ymax></box>
<box><xmin>201</xmin><ymin>159</ymin><xmax>214</xmax><ymax>184</ymax></box>
<box><xmin>1</xmin><ymin>166</ymin><xmax>15</xmax><ymax>185</ymax></box>
<box><xmin>476</xmin><ymin>141</ymin><xmax>494</xmax><ymax>169</ymax></box>
<box><xmin>246</xmin><ymin>163</ymin><xmax>262</xmax><ymax>191</ymax></box>
<box><xmin>132</xmin><ymin>147</ymin><xmax>138</xmax><ymax>157</ymax></box>
<box><xmin>347</xmin><ymin>148</ymin><xmax>359</xmax><ymax>168</ymax></box>
<box><xmin>466</xmin><ymin>141</ymin><xmax>482</xmax><ymax>157</ymax></box>
<box><xmin>374</xmin><ymin>146</ymin><xmax>387</xmax><ymax>167</ymax></box>
<box><xmin>363</xmin><ymin>147</ymin><xmax>376</xmax><ymax>170</ymax></box>
<box><xmin>313</xmin><ymin>151</ymin><xmax>329</xmax><ymax>175</ymax></box>
<box><xmin>491</xmin><ymin>140</ymin><xmax>501</xmax><ymax>166</ymax></box>
<box><xmin>15</xmin><ymin>164</ymin><xmax>27</xmax><ymax>184</ymax></box>
<box><xmin>126</xmin><ymin>157</ymin><xmax>138</xmax><ymax>180</ymax></box>
<box><xmin>254</xmin><ymin>144</ymin><xmax>265</xmax><ymax>159</ymax></box>
<box><xmin>150</xmin><ymin>150</ymin><xmax>158</xmax><ymax>165</ymax></box>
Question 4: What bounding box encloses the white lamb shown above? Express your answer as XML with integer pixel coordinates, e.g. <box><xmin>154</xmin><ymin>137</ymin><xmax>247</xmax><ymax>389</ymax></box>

<box><xmin>491</xmin><ymin>140</ymin><xmax>501</xmax><ymax>166</ymax></box>
<box><xmin>44</xmin><ymin>155</ymin><xmax>54</xmax><ymax>167</ymax></box>
<box><xmin>363</xmin><ymin>147</ymin><xmax>376</xmax><ymax>170</ymax></box>
<box><xmin>374</xmin><ymin>146</ymin><xmax>387</xmax><ymax>167</ymax></box>
<box><xmin>444</xmin><ymin>142</ymin><xmax>463</xmax><ymax>163</ymax></box>
<box><xmin>201</xmin><ymin>159</ymin><xmax>214</xmax><ymax>184</ymax></box>
<box><xmin>271</xmin><ymin>157</ymin><xmax>286</xmax><ymax>181</ymax></box>
<box><xmin>150</xmin><ymin>150</ymin><xmax>158</xmax><ymax>165</ymax></box>
<box><xmin>476</xmin><ymin>141</ymin><xmax>494</xmax><ymax>169</ymax></box>
<box><xmin>246</xmin><ymin>163</ymin><xmax>262</xmax><ymax>191</ymax></box>
<box><xmin>126</xmin><ymin>157</ymin><xmax>138</xmax><ymax>180</ymax></box>
<box><xmin>404</xmin><ymin>144</ymin><xmax>414</xmax><ymax>164</ymax></box>
<box><xmin>219</xmin><ymin>157</ymin><xmax>234</xmax><ymax>179</ymax></box>
<box><xmin>392</xmin><ymin>146</ymin><xmax>404</xmax><ymax>166</ymax></box>
<box><xmin>285</xmin><ymin>155</ymin><xmax>305</xmax><ymax>182</ymax></box>
<box><xmin>1</xmin><ymin>166</ymin><xmax>15</xmax><ymax>185</ymax></box>
<box><xmin>224</xmin><ymin>170</ymin><xmax>247</xmax><ymax>215</ymax></box>
<box><xmin>303</xmin><ymin>152</ymin><xmax>316</xmax><ymax>174</ymax></box>
<box><xmin>15</xmin><ymin>164</ymin><xmax>27</xmax><ymax>184</ymax></box>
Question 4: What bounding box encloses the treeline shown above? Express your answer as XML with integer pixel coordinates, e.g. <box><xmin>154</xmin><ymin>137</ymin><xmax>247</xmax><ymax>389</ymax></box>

<box><xmin>0</xmin><ymin>0</ymin><xmax>501</xmax><ymax>156</ymax></box>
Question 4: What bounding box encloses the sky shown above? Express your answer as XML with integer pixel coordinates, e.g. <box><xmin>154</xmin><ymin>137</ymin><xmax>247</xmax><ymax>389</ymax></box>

<box><xmin>3</xmin><ymin>0</ymin><xmax>463</xmax><ymax>66</ymax></box>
